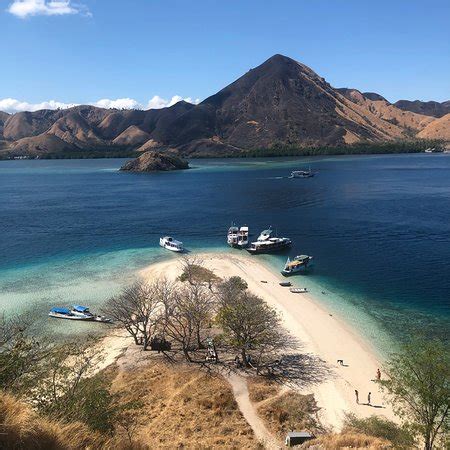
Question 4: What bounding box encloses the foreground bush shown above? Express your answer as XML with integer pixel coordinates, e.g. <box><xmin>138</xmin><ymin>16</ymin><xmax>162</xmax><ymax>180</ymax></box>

<box><xmin>302</xmin><ymin>432</ymin><xmax>391</xmax><ymax>449</ymax></box>
<box><xmin>0</xmin><ymin>392</ymin><xmax>105</xmax><ymax>450</ymax></box>
<box><xmin>343</xmin><ymin>414</ymin><xmax>415</xmax><ymax>449</ymax></box>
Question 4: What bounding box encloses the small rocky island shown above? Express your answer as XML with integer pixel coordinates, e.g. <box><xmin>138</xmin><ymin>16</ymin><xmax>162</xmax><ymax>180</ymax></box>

<box><xmin>120</xmin><ymin>150</ymin><xmax>189</xmax><ymax>172</ymax></box>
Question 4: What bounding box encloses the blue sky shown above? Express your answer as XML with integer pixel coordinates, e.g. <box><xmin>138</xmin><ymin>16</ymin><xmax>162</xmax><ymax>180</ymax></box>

<box><xmin>1</xmin><ymin>0</ymin><xmax>449</xmax><ymax>112</ymax></box>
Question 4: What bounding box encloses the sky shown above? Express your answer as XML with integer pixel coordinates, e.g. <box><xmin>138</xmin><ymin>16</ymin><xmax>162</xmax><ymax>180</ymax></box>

<box><xmin>1</xmin><ymin>0</ymin><xmax>449</xmax><ymax>113</ymax></box>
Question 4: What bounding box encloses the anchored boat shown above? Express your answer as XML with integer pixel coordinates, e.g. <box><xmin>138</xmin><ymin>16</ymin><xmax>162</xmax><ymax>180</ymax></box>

<box><xmin>71</xmin><ymin>305</ymin><xmax>112</xmax><ymax>323</ymax></box>
<box><xmin>247</xmin><ymin>228</ymin><xmax>291</xmax><ymax>254</ymax></box>
<box><xmin>281</xmin><ymin>255</ymin><xmax>313</xmax><ymax>276</ymax></box>
<box><xmin>49</xmin><ymin>305</ymin><xmax>112</xmax><ymax>323</ymax></box>
<box><xmin>160</xmin><ymin>236</ymin><xmax>184</xmax><ymax>252</ymax></box>
<box><xmin>227</xmin><ymin>224</ymin><xmax>249</xmax><ymax>248</ymax></box>
<box><xmin>49</xmin><ymin>307</ymin><xmax>92</xmax><ymax>321</ymax></box>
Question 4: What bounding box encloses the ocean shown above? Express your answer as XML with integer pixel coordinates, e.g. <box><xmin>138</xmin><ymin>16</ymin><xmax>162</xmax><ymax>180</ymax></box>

<box><xmin>1</xmin><ymin>154</ymin><xmax>449</xmax><ymax>351</ymax></box>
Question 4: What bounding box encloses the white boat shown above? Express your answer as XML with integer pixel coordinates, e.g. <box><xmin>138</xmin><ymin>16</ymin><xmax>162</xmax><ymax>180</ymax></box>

<box><xmin>290</xmin><ymin>287</ymin><xmax>308</xmax><ymax>293</ymax></box>
<box><xmin>247</xmin><ymin>234</ymin><xmax>292</xmax><ymax>254</ymax></box>
<box><xmin>281</xmin><ymin>255</ymin><xmax>313</xmax><ymax>276</ymax></box>
<box><xmin>49</xmin><ymin>307</ymin><xmax>93</xmax><ymax>321</ymax></box>
<box><xmin>289</xmin><ymin>168</ymin><xmax>315</xmax><ymax>178</ymax></box>
<box><xmin>49</xmin><ymin>306</ymin><xmax>112</xmax><ymax>323</ymax></box>
<box><xmin>71</xmin><ymin>305</ymin><xmax>113</xmax><ymax>323</ymax></box>
<box><xmin>227</xmin><ymin>224</ymin><xmax>249</xmax><ymax>248</ymax></box>
<box><xmin>160</xmin><ymin>236</ymin><xmax>184</xmax><ymax>252</ymax></box>
<box><xmin>227</xmin><ymin>225</ymin><xmax>239</xmax><ymax>246</ymax></box>
<box><xmin>257</xmin><ymin>227</ymin><xmax>273</xmax><ymax>241</ymax></box>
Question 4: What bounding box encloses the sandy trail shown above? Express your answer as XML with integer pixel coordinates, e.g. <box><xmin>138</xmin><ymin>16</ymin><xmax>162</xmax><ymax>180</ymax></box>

<box><xmin>139</xmin><ymin>252</ymin><xmax>395</xmax><ymax>430</ymax></box>
<box><xmin>226</xmin><ymin>372</ymin><xmax>280</xmax><ymax>449</ymax></box>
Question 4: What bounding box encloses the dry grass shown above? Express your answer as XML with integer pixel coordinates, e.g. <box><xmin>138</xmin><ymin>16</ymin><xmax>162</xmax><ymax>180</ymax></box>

<box><xmin>111</xmin><ymin>362</ymin><xmax>257</xmax><ymax>449</ymax></box>
<box><xmin>0</xmin><ymin>391</ymin><xmax>106</xmax><ymax>450</ymax></box>
<box><xmin>246</xmin><ymin>377</ymin><xmax>322</xmax><ymax>439</ymax></box>
<box><xmin>247</xmin><ymin>376</ymin><xmax>281</xmax><ymax>403</ymax></box>
<box><xmin>1</xmin><ymin>360</ymin><xmax>257</xmax><ymax>449</ymax></box>
<box><xmin>301</xmin><ymin>432</ymin><xmax>391</xmax><ymax>449</ymax></box>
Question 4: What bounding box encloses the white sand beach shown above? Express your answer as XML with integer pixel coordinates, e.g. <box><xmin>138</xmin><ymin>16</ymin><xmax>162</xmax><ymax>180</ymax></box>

<box><xmin>137</xmin><ymin>252</ymin><xmax>396</xmax><ymax>430</ymax></box>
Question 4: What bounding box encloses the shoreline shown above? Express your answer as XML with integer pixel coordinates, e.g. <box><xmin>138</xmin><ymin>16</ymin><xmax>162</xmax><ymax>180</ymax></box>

<box><xmin>137</xmin><ymin>251</ymin><xmax>396</xmax><ymax>429</ymax></box>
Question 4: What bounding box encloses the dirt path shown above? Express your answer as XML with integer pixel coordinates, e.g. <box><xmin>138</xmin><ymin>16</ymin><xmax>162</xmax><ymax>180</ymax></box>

<box><xmin>226</xmin><ymin>372</ymin><xmax>280</xmax><ymax>449</ymax></box>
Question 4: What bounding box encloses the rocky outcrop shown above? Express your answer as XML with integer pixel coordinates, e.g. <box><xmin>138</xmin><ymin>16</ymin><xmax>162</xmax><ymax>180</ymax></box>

<box><xmin>120</xmin><ymin>150</ymin><xmax>189</xmax><ymax>172</ymax></box>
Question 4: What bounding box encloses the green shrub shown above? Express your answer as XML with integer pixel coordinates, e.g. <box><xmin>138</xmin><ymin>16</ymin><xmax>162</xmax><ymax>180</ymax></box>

<box><xmin>343</xmin><ymin>413</ymin><xmax>415</xmax><ymax>449</ymax></box>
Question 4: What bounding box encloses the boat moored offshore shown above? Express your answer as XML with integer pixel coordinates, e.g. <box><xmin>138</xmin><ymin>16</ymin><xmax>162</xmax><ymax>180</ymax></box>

<box><xmin>160</xmin><ymin>236</ymin><xmax>184</xmax><ymax>252</ymax></box>
<box><xmin>227</xmin><ymin>224</ymin><xmax>249</xmax><ymax>248</ymax></box>
<box><xmin>247</xmin><ymin>229</ymin><xmax>291</xmax><ymax>254</ymax></box>
<box><xmin>289</xmin><ymin>168</ymin><xmax>315</xmax><ymax>178</ymax></box>
<box><xmin>49</xmin><ymin>307</ymin><xmax>93</xmax><ymax>321</ymax></box>
<box><xmin>257</xmin><ymin>227</ymin><xmax>273</xmax><ymax>241</ymax></box>
<box><xmin>281</xmin><ymin>255</ymin><xmax>313</xmax><ymax>276</ymax></box>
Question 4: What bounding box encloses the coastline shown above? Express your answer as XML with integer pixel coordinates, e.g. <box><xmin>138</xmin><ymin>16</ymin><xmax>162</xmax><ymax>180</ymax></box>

<box><xmin>137</xmin><ymin>251</ymin><xmax>396</xmax><ymax>429</ymax></box>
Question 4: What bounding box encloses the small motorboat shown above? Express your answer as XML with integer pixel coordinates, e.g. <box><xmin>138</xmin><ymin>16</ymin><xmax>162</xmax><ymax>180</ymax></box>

<box><xmin>160</xmin><ymin>236</ymin><xmax>184</xmax><ymax>252</ymax></box>
<box><xmin>289</xmin><ymin>168</ymin><xmax>315</xmax><ymax>178</ymax></box>
<box><xmin>290</xmin><ymin>287</ymin><xmax>308</xmax><ymax>293</ymax></box>
<box><xmin>279</xmin><ymin>281</ymin><xmax>292</xmax><ymax>287</ymax></box>
<box><xmin>93</xmin><ymin>315</ymin><xmax>113</xmax><ymax>323</ymax></box>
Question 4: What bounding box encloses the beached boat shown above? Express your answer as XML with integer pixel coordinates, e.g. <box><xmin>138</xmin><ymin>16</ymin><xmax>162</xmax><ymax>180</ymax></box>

<box><xmin>49</xmin><ymin>307</ymin><xmax>92</xmax><ymax>321</ymax></box>
<box><xmin>279</xmin><ymin>281</ymin><xmax>292</xmax><ymax>287</ymax></box>
<box><xmin>247</xmin><ymin>228</ymin><xmax>291</xmax><ymax>254</ymax></box>
<box><xmin>227</xmin><ymin>224</ymin><xmax>249</xmax><ymax>248</ymax></box>
<box><xmin>281</xmin><ymin>255</ymin><xmax>313</xmax><ymax>276</ymax></box>
<box><xmin>289</xmin><ymin>168</ymin><xmax>315</xmax><ymax>178</ymax></box>
<box><xmin>290</xmin><ymin>287</ymin><xmax>308</xmax><ymax>293</ymax></box>
<box><xmin>159</xmin><ymin>236</ymin><xmax>184</xmax><ymax>252</ymax></box>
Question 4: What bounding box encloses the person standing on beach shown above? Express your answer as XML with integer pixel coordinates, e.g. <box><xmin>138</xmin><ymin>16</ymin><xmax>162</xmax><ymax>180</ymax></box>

<box><xmin>355</xmin><ymin>389</ymin><xmax>359</xmax><ymax>404</ymax></box>
<box><xmin>376</xmin><ymin>368</ymin><xmax>381</xmax><ymax>380</ymax></box>
<box><xmin>368</xmin><ymin>392</ymin><xmax>371</xmax><ymax>405</ymax></box>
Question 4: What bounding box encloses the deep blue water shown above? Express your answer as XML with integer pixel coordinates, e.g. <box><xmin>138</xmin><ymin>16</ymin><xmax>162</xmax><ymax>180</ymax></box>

<box><xmin>0</xmin><ymin>154</ymin><xmax>449</xmax><ymax>345</ymax></box>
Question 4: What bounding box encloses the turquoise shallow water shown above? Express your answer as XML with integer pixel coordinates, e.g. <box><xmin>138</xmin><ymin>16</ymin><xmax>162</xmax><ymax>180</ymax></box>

<box><xmin>0</xmin><ymin>155</ymin><xmax>449</xmax><ymax>352</ymax></box>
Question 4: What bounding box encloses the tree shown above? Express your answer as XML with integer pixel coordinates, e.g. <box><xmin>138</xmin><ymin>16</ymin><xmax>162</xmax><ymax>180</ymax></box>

<box><xmin>103</xmin><ymin>281</ymin><xmax>164</xmax><ymax>350</ymax></box>
<box><xmin>216</xmin><ymin>287</ymin><xmax>294</xmax><ymax>368</ymax></box>
<box><xmin>379</xmin><ymin>339</ymin><xmax>450</xmax><ymax>450</ymax></box>
<box><xmin>161</xmin><ymin>282</ymin><xmax>215</xmax><ymax>361</ymax></box>
<box><xmin>216</xmin><ymin>276</ymin><xmax>248</xmax><ymax>304</ymax></box>
<box><xmin>0</xmin><ymin>314</ymin><xmax>46</xmax><ymax>393</ymax></box>
<box><xmin>179</xmin><ymin>256</ymin><xmax>221</xmax><ymax>290</ymax></box>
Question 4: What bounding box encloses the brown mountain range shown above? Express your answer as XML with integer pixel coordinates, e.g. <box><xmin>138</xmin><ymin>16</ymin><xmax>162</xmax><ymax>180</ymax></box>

<box><xmin>0</xmin><ymin>55</ymin><xmax>448</xmax><ymax>159</ymax></box>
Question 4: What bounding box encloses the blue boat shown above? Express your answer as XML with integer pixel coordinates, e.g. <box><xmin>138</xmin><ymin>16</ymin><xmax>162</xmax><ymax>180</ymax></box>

<box><xmin>48</xmin><ymin>305</ymin><xmax>112</xmax><ymax>322</ymax></box>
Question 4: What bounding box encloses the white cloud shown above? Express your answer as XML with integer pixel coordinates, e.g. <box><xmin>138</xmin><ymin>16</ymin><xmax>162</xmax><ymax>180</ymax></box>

<box><xmin>94</xmin><ymin>98</ymin><xmax>141</xmax><ymax>110</ymax></box>
<box><xmin>0</xmin><ymin>98</ymin><xmax>77</xmax><ymax>113</ymax></box>
<box><xmin>0</xmin><ymin>96</ymin><xmax>201</xmax><ymax>114</ymax></box>
<box><xmin>147</xmin><ymin>95</ymin><xmax>201</xmax><ymax>109</ymax></box>
<box><xmin>7</xmin><ymin>0</ymin><xmax>91</xmax><ymax>19</ymax></box>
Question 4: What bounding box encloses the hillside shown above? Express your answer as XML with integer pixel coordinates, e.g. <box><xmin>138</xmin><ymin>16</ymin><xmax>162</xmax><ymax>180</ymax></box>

<box><xmin>417</xmin><ymin>113</ymin><xmax>450</xmax><ymax>141</ymax></box>
<box><xmin>394</xmin><ymin>99</ymin><xmax>450</xmax><ymax>118</ymax></box>
<box><xmin>0</xmin><ymin>54</ymin><xmax>448</xmax><ymax>159</ymax></box>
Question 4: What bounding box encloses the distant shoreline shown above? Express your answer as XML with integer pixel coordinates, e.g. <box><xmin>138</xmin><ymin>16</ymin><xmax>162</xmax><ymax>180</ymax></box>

<box><xmin>0</xmin><ymin>139</ymin><xmax>445</xmax><ymax>161</ymax></box>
